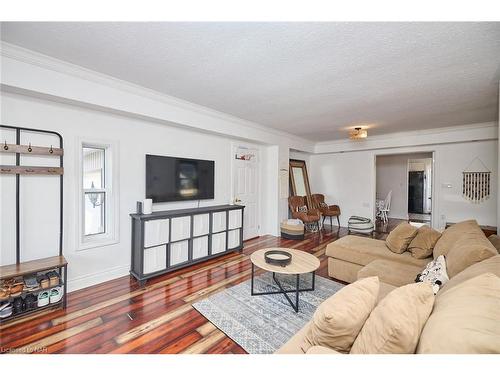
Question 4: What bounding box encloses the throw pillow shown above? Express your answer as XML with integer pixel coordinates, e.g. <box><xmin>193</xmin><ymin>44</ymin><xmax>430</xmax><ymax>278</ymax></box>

<box><xmin>301</xmin><ymin>276</ymin><xmax>379</xmax><ymax>354</ymax></box>
<box><xmin>408</xmin><ymin>225</ymin><xmax>441</xmax><ymax>259</ymax></box>
<box><xmin>415</xmin><ymin>255</ymin><xmax>449</xmax><ymax>294</ymax></box>
<box><xmin>350</xmin><ymin>282</ymin><xmax>435</xmax><ymax>354</ymax></box>
<box><xmin>487</xmin><ymin>234</ymin><xmax>500</xmax><ymax>253</ymax></box>
<box><xmin>297</xmin><ymin>205</ymin><xmax>308</xmax><ymax>213</ymax></box>
<box><xmin>417</xmin><ymin>273</ymin><xmax>500</xmax><ymax>354</ymax></box>
<box><xmin>385</xmin><ymin>222</ymin><xmax>419</xmax><ymax>254</ymax></box>
<box><xmin>319</xmin><ymin>202</ymin><xmax>328</xmax><ymax>208</ymax></box>
<box><xmin>445</xmin><ymin>241</ymin><xmax>497</xmax><ymax>278</ymax></box>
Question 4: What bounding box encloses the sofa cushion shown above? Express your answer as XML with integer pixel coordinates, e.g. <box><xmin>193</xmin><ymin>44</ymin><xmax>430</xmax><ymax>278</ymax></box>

<box><xmin>306</xmin><ymin>346</ymin><xmax>341</xmax><ymax>354</ymax></box>
<box><xmin>487</xmin><ymin>234</ymin><xmax>500</xmax><ymax>253</ymax></box>
<box><xmin>350</xmin><ymin>282</ymin><xmax>435</xmax><ymax>354</ymax></box>
<box><xmin>417</xmin><ymin>273</ymin><xmax>500</xmax><ymax>354</ymax></box>
<box><xmin>326</xmin><ymin>236</ymin><xmax>430</xmax><ymax>268</ymax></box>
<box><xmin>358</xmin><ymin>260</ymin><xmax>422</xmax><ymax>287</ymax></box>
<box><xmin>433</xmin><ymin>219</ymin><xmax>481</xmax><ymax>258</ymax></box>
<box><xmin>438</xmin><ymin>254</ymin><xmax>500</xmax><ymax>295</ymax></box>
<box><xmin>275</xmin><ymin>322</ymin><xmax>312</xmax><ymax>354</ymax></box>
<box><xmin>301</xmin><ymin>277</ymin><xmax>379</xmax><ymax>353</ymax></box>
<box><xmin>445</xmin><ymin>240</ymin><xmax>497</xmax><ymax>278</ymax></box>
<box><xmin>408</xmin><ymin>226</ymin><xmax>442</xmax><ymax>259</ymax></box>
<box><xmin>377</xmin><ymin>282</ymin><xmax>397</xmax><ymax>303</ymax></box>
<box><xmin>385</xmin><ymin>222</ymin><xmax>419</xmax><ymax>254</ymax></box>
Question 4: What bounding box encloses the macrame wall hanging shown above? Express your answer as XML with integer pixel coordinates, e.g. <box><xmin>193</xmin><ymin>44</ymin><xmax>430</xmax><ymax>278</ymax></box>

<box><xmin>462</xmin><ymin>157</ymin><xmax>491</xmax><ymax>203</ymax></box>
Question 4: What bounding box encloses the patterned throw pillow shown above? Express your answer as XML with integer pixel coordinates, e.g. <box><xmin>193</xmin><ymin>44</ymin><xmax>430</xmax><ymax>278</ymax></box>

<box><xmin>297</xmin><ymin>205</ymin><xmax>308</xmax><ymax>213</ymax></box>
<box><xmin>319</xmin><ymin>202</ymin><xmax>328</xmax><ymax>208</ymax></box>
<box><xmin>415</xmin><ymin>255</ymin><xmax>449</xmax><ymax>294</ymax></box>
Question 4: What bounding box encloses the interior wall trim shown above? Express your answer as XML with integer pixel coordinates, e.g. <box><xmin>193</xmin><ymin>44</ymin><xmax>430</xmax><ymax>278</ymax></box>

<box><xmin>0</xmin><ymin>41</ymin><xmax>315</xmax><ymax>152</ymax></box>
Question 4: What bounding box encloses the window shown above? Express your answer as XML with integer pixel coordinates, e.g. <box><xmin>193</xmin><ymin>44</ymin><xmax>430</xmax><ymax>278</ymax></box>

<box><xmin>77</xmin><ymin>140</ymin><xmax>119</xmax><ymax>250</ymax></box>
<box><xmin>83</xmin><ymin>147</ymin><xmax>106</xmax><ymax>236</ymax></box>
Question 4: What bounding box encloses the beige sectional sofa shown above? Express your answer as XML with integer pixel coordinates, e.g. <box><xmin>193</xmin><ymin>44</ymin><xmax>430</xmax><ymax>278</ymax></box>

<box><xmin>277</xmin><ymin>219</ymin><xmax>500</xmax><ymax>354</ymax></box>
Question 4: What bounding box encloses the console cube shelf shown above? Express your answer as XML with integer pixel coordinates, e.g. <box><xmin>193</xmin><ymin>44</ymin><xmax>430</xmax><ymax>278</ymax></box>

<box><xmin>130</xmin><ymin>205</ymin><xmax>244</xmax><ymax>285</ymax></box>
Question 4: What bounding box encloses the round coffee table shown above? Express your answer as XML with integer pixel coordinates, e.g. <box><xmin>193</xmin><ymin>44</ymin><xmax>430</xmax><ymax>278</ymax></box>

<box><xmin>250</xmin><ymin>248</ymin><xmax>320</xmax><ymax>312</ymax></box>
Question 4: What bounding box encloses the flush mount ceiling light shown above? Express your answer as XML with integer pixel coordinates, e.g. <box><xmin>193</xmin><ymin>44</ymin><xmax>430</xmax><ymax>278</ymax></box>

<box><xmin>349</xmin><ymin>127</ymin><xmax>368</xmax><ymax>140</ymax></box>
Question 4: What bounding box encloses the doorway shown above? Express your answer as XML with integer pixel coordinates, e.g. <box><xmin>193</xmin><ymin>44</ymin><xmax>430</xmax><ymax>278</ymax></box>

<box><xmin>231</xmin><ymin>145</ymin><xmax>260</xmax><ymax>240</ymax></box>
<box><xmin>375</xmin><ymin>152</ymin><xmax>433</xmax><ymax>231</ymax></box>
<box><xmin>407</xmin><ymin>157</ymin><xmax>433</xmax><ymax>222</ymax></box>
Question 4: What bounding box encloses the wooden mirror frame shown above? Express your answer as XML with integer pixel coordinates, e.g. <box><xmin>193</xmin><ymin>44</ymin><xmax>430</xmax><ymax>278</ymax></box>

<box><xmin>289</xmin><ymin>159</ymin><xmax>313</xmax><ymax>208</ymax></box>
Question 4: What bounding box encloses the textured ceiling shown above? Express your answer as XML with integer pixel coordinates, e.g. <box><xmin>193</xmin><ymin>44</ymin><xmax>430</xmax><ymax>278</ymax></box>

<box><xmin>1</xmin><ymin>22</ymin><xmax>499</xmax><ymax>141</ymax></box>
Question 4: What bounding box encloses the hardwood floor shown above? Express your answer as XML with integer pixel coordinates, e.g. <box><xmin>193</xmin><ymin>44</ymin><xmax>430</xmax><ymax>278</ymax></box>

<box><xmin>0</xmin><ymin>226</ymin><xmax>386</xmax><ymax>354</ymax></box>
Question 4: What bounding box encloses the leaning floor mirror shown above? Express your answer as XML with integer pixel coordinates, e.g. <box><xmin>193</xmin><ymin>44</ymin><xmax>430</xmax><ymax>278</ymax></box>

<box><xmin>289</xmin><ymin>159</ymin><xmax>312</xmax><ymax>207</ymax></box>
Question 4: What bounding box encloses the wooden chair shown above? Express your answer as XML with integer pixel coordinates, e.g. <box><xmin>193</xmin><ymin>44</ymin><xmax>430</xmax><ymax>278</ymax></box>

<box><xmin>311</xmin><ymin>194</ymin><xmax>341</xmax><ymax>229</ymax></box>
<box><xmin>288</xmin><ymin>196</ymin><xmax>321</xmax><ymax>232</ymax></box>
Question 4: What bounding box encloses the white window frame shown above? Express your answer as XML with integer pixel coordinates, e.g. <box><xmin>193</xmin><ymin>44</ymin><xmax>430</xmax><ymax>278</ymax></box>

<box><xmin>76</xmin><ymin>138</ymin><xmax>119</xmax><ymax>251</ymax></box>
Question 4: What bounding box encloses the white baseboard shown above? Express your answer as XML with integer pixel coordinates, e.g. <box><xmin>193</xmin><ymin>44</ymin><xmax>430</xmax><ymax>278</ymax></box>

<box><xmin>67</xmin><ymin>264</ymin><xmax>130</xmax><ymax>292</ymax></box>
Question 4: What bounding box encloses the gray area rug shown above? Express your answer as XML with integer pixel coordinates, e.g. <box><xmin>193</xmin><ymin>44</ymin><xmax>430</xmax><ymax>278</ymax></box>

<box><xmin>192</xmin><ymin>272</ymin><xmax>344</xmax><ymax>354</ymax></box>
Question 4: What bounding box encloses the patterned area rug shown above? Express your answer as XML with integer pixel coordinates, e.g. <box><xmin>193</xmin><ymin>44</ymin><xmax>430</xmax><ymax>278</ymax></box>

<box><xmin>192</xmin><ymin>272</ymin><xmax>344</xmax><ymax>354</ymax></box>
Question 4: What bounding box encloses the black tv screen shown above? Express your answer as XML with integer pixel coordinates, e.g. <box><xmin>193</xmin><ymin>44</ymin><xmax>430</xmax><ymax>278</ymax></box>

<box><xmin>146</xmin><ymin>155</ymin><xmax>215</xmax><ymax>203</ymax></box>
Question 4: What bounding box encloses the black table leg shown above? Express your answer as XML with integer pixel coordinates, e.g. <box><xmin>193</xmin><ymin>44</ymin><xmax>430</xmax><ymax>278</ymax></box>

<box><xmin>295</xmin><ymin>274</ymin><xmax>300</xmax><ymax>312</ymax></box>
<box><xmin>251</xmin><ymin>263</ymin><xmax>255</xmax><ymax>295</ymax></box>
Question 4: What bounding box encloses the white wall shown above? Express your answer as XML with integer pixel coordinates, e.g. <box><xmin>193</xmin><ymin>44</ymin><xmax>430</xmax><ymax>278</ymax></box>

<box><xmin>310</xmin><ymin>140</ymin><xmax>498</xmax><ymax>229</ymax></box>
<box><xmin>0</xmin><ymin>44</ymin><xmax>317</xmax><ymax>291</ymax></box>
<box><xmin>0</xmin><ymin>92</ymin><xmax>275</xmax><ymax>291</ymax></box>
<box><xmin>376</xmin><ymin>152</ymin><xmax>432</xmax><ymax>219</ymax></box>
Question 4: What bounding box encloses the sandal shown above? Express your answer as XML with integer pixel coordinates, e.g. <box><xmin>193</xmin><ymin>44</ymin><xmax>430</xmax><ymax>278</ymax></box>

<box><xmin>0</xmin><ymin>288</ymin><xmax>10</xmax><ymax>301</ymax></box>
<box><xmin>9</xmin><ymin>283</ymin><xmax>24</xmax><ymax>297</ymax></box>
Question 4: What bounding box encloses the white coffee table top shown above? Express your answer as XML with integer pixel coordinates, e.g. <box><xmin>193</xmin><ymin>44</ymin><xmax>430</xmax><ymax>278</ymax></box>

<box><xmin>250</xmin><ymin>248</ymin><xmax>320</xmax><ymax>275</ymax></box>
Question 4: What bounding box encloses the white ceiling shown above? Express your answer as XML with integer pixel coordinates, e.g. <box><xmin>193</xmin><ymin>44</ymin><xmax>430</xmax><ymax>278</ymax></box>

<box><xmin>1</xmin><ymin>22</ymin><xmax>499</xmax><ymax>141</ymax></box>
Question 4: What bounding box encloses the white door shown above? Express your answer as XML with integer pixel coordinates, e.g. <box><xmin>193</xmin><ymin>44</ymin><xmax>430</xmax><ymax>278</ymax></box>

<box><xmin>232</xmin><ymin>146</ymin><xmax>259</xmax><ymax>240</ymax></box>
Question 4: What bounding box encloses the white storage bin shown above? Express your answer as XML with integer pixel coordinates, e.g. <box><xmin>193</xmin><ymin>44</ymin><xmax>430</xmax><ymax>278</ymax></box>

<box><xmin>193</xmin><ymin>214</ymin><xmax>209</xmax><ymax>236</ymax></box>
<box><xmin>143</xmin><ymin>245</ymin><xmax>167</xmax><ymax>274</ymax></box>
<box><xmin>228</xmin><ymin>229</ymin><xmax>241</xmax><ymax>249</ymax></box>
<box><xmin>228</xmin><ymin>209</ymin><xmax>243</xmax><ymax>230</ymax></box>
<box><xmin>171</xmin><ymin>216</ymin><xmax>191</xmax><ymax>241</ymax></box>
<box><xmin>144</xmin><ymin>218</ymin><xmax>169</xmax><ymax>248</ymax></box>
<box><xmin>211</xmin><ymin>232</ymin><xmax>227</xmax><ymax>254</ymax></box>
<box><xmin>170</xmin><ymin>240</ymin><xmax>189</xmax><ymax>266</ymax></box>
<box><xmin>212</xmin><ymin>211</ymin><xmax>227</xmax><ymax>232</ymax></box>
<box><xmin>192</xmin><ymin>236</ymin><xmax>209</xmax><ymax>259</ymax></box>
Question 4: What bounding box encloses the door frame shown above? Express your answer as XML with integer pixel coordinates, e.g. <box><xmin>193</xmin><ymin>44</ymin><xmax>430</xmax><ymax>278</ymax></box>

<box><xmin>230</xmin><ymin>142</ymin><xmax>261</xmax><ymax>240</ymax></box>
<box><xmin>407</xmin><ymin>158</ymin><xmax>433</xmax><ymax>215</ymax></box>
<box><xmin>373</xmin><ymin>150</ymin><xmax>436</xmax><ymax>229</ymax></box>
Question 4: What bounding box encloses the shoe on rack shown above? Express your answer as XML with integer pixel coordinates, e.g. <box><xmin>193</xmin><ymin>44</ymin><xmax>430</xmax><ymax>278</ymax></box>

<box><xmin>9</xmin><ymin>283</ymin><xmax>24</xmax><ymax>298</ymax></box>
<box><xmin>47</xmin><ymin>271</ymin><xmax>60</xmax><ymax>287</ymax></box>
<box><xmin>0</xmin><ymin>288</ymin><xmax>9</xmax><ymax>302</ymax></box>
<box><xmin>12</xmin><ymin>297</ymin><xmax>25</xmax><ymax>314</ymax></box>
<box><xmin>37</xmin><ymin>275</ymin><xmax>50</xmax><ymax>289</ymax></box>
<box><xmin>37</xmin><ymin>291</ymin><xmax>50</xmax><ymax>307</ymax></box>
<box><xmin>25</xmin><ymin>294</ymin><xmax>37</xmax><ymax>310</ymax></box>
<box><xmin>0</xmin><ymin>302</ymin><xmax>13</xmax><ymax>318</ymax></box>
<box><xmin>49</xmin><ymin>287</ymin><xmax>63</xmax><ymax>304</ymax></box>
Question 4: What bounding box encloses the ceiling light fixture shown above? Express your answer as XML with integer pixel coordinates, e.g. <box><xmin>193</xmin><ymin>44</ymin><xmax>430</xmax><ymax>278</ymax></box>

<box><xmin>349</xmin><ymin>127</ymin><xmax>368</xmax><ymax>140</ymax></box>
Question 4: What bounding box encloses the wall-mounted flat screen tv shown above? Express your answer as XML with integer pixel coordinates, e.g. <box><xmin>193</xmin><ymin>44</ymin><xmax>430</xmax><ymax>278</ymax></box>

<box><xmin>146</xmin><ymin>155</ymin><xmax>215</xmax><ymax>203</ymax></box>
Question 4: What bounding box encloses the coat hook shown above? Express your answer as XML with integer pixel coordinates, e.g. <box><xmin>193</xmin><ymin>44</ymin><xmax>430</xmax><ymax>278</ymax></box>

<box><xmin>28</xmin><ymin>143</ymin><xmax>32</xmax><ymax>152</ymax></box>
<box><xmin>3</xmin><ymin>141</ymin><xmax>8</xmax><ymax>151</ymax></box>
<box><xmin>49</xmin><ymin>145</ymin><xmax>54</xmax><ymax>154</ymax></box>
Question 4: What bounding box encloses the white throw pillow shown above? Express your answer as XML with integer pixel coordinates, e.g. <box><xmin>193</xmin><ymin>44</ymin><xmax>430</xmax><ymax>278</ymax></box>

<box><xmin>415</xmin><ymin>255</ymin><xmax>449</xmax><ymax>294</ymax></box>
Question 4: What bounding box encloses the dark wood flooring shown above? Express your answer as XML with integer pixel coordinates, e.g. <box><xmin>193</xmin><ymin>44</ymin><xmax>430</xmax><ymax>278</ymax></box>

<box><xmin>0</xmin><ymin>225</ymin><xmax>389</xmax><ymax>354</ymax></box>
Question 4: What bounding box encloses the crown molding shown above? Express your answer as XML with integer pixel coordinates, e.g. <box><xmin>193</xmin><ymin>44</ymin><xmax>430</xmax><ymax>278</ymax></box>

<box><xmin>314</xmin><ymin>121</ymin><xmax>498</xmax><ymax>154</ymax></box>
<box><xmin>1</xmin><ymin>41</ymin><xmax>314</xmax><ymax>149</ymax></box>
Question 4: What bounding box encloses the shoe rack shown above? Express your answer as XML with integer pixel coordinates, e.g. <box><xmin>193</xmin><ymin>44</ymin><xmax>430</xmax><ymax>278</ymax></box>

<box><xmin>0</xmin><ymin>124</ymin><xmax>68</xmax><ymax>323</ymax></box>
